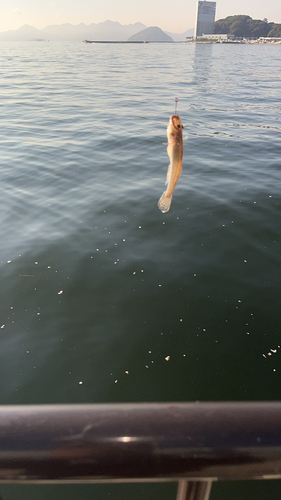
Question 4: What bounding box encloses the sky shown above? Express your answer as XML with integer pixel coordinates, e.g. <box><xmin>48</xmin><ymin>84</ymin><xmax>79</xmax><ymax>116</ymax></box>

<box><xmin>1</xmin><ymin>0</ymin><xmax>281</xmax><ymax>34</ymax></box>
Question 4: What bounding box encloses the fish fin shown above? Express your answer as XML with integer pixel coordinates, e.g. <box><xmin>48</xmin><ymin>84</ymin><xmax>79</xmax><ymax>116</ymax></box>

<box><xmin>183</xmin><ymin>135</ymin><xmax>188</xmax><ymax>141</ymax></box>
<box><xmin>163</xmin><ymin>142</ymin><xmax>168</xmax><ymax>145</ymax></box>
<box><xmin>165</xmin><ymin>164</ymin><xmax>171</xmax><ymax>185</ymax></box>
<box><xmin>158</xmin><ymin>191</ymin><xmax>172</xmax><ymax>213</ymax></box>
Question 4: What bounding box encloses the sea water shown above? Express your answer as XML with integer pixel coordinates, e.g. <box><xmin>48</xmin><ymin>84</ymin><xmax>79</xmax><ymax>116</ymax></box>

<box><xmin>0</xmin><ymin>41</ymin><xmax>281</xmax><ymax>499</ymax></box>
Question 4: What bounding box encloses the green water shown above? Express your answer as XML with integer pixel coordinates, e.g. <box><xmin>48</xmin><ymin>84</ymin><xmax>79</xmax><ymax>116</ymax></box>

<box><xmin>0</xmin><ymin>41</ymin><xmax>281</xmax><ymax>498</ymax></box>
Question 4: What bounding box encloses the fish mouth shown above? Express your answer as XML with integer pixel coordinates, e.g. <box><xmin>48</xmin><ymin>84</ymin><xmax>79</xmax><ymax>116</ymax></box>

<box><xmin>171</xmin><ymin>115</ymin><xmax>183</xmax><ymax>131</ymax></box>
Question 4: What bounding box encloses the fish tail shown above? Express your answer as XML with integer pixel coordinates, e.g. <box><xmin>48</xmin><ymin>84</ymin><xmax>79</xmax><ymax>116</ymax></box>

<box><xmin>158</xmin><ymin>191</ymin><xmax>172</xmax><ymax>213</ymax></box>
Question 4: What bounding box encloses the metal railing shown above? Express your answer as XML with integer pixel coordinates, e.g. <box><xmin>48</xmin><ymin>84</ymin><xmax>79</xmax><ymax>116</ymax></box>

<box><xmin>0</xmin><ymin>402</ymin><xmax>281</xmax><ymax>499</ymax></box>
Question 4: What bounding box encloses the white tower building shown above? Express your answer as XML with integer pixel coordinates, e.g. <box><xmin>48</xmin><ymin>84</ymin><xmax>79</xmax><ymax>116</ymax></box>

<box><xmin>194</xmin><ymin>1</ymin><xmax>216</xmax><ymax>38</ymax></box>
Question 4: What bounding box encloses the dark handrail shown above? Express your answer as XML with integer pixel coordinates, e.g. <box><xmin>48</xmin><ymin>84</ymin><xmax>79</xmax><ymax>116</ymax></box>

<box><xmin>0</xmin><ymin>402</ymin><xmax>281</xmax><ymax>483</ymax></box>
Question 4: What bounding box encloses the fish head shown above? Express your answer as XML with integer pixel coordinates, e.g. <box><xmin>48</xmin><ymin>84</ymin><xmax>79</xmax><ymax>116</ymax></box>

<box><xmin>170</xmin><ymin>115</ymin><xmax>184</xmax><ymax>131</ymax></box>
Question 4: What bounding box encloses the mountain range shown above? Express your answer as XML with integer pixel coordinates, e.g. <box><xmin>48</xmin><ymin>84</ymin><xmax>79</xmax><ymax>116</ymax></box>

<box><xmin>0</xmin><ymin>21</ymin><xmax>194</xmax><ymax>42</ymax></box>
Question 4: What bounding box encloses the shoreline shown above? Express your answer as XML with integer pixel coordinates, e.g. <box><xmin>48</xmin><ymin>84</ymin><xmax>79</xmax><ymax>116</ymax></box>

<box><xmin>82</xmin><ymin>39</ymin><xmax>281</xmax><ymax>45</ymax></box>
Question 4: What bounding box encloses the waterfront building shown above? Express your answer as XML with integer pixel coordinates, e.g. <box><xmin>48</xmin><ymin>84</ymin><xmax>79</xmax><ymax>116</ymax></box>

<box><xmin>201</xmin><ymin>33</ymin><xmax>234</xmax><ymax>41</ymax></box>
<box><xmin>194</xmin><ymin>1</ymin><xmax>216</xmax><ymax>38</ymax></box>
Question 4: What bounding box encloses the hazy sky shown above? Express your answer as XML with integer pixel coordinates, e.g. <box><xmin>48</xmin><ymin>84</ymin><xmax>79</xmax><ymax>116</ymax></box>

<box><xmin>1</xmin><ymin>0</ymin><xmax>281</xmax><ymax>34</ymax></box>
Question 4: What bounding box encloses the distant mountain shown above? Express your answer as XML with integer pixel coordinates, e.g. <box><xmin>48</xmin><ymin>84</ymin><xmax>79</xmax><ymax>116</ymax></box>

<box><xmin>165</xmin><ymin>28</ymin><xmax>194</xmax><ymax>41</ymax></box>
<box><xmin>0</xmin><ymin>24</ymin><xmax>43</xmax><ymax>41</ymax></box>
<box><xmin>128</xmin><ymin>26</ymin><xmax>173</xmax><ymax>42</ymax></box>
<box><xmin>0</xmin><ymin>21</ymin><xmax>147</xmax><ymax>42</ymax></box>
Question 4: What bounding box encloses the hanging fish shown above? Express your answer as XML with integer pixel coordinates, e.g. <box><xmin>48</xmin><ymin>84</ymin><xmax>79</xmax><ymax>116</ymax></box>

<box><xmin>158</xmin><ymin>114</ymin><xmax>184</xmax><ymax>213</ymax></box>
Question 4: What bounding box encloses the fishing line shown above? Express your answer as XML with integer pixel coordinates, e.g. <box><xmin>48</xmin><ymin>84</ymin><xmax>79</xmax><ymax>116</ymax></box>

<box><xmin>168</xmin><ymin>41</ymin><xmax>180</xmax><ymax>117</ymax></box>
<box><xmin>174</xmin><ymin>60</ymin><xmax>180</xmax><ymax>116</ymax></box>
<box><xmin>175</xmin><ymin>97</ymin><xmax>179</xmax><ymax>115</ymax></box>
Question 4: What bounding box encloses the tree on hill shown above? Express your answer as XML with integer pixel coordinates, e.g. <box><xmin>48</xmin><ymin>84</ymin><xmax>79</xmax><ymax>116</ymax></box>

<box><xmin>230</xmin><ymin>16</ymin><xmax>252</xmax><ymax>37</ymax></box>
<box><xmin>214</xmin><ymin>15</ymin><xmax>250</xmax><ymax>35</ymax></box>
<box><xmin>214</xmin><ymin>15</ymin><xmax>276</xmax><ymax>38</ymax></box>
<box><xmin>248</xmin><ymin>19</ymin><xmax>274</xmax><ymax>38</ymax></box>
<box><xmin>267</xmin><ymin>24</ymin><xmax>281</xmax><ymax>37</ymax></box>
